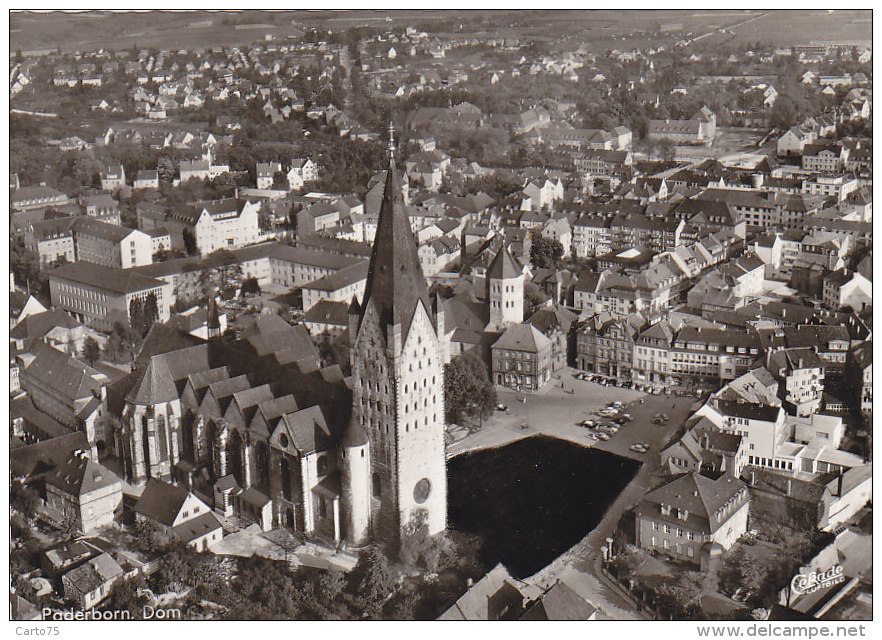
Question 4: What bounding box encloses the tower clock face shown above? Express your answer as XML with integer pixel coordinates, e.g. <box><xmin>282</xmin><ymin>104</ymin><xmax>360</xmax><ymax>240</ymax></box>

<box><xmin>413</xmin><ymin>478</ymin><xmax>431</xmax><ymax>504</ymax></box>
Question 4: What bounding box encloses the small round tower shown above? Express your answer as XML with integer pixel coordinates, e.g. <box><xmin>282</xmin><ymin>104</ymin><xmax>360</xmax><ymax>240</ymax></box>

<box><xmin>340</xmin><ymin>414</ymin><xmax>371</xmax><ymax>546</ymax></box>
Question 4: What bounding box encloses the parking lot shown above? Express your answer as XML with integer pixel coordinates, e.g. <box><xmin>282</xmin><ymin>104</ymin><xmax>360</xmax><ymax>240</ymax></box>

<box><xmin>446</xmin><ymin>367</ymin><xmax>696</xmax><ymax>462</ymax></box>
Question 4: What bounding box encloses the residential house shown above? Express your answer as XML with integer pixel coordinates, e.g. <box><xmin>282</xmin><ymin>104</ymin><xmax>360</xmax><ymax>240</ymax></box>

<box><xmin>287</xmin><ymin>158</ymin><xmax>318</xmax><ymax>190</ymax></box>
<box><xmin>62</xmin><ymin>553</ymin><xmax>124</xmax><ymax>610</ymax></box>
<box><xmin>438</xmin><ymin>564</ymin><xmax>527</xmax><ymax>620</ymax></box>
<box><xmin>635</xmin><ymin>472</ymin><xmax>749</xmax><ymax>567</ymax></box>
<box><xmin>134</xmin><ymin>170</ymin><xmax>159</xmax><ymax>190</ymax></box>
<box><xmin>166</xmin><ymin>198</ymin><xmax>261</xmax><ymax>255</ymax></box>
<box><xmin>45</xmin><ymin>453</ymin><xmax>123</xmax><ymax>534</ymax></box>
<box><xmin>256</xmin><ymin>161</ymin><xmax>282</xmax><ymax>190</ymax></box>
<box><xmin>100</xmin><ymin>165</ymin><xmax>126</xmax><ymax>191</ymax></box>
<box><xmin>133</xmin><ymin>478</ymin><xmax>224</xmax><ymax>551</ymax></box>
<box><xmin>822</xmin><ymin>270</ymin><xmax>871</xmax><ymax>312</ymax></box>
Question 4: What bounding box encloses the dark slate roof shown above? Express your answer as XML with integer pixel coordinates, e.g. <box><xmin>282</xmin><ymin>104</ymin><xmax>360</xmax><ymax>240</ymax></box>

<box><xmin>10</xmin><ymin>395</ymin><xmax>71</xmax><ymax>439</ymax></box>
<box><xmin>487</xmin><ymin>243</ymin><xmax>522</xmax><ymax>280</ymax></box>
<box><xmin>11</xmin><ymin>431</ymin><xmax>89</xmax><ymax>479</ymax></box>
<box><xmin>172</xmin><ymin>511</ymin><xmax>222</xmax><ymax>544</ymax></box>
<box><xmin>341</xmin><ymin>414</ymin><xmax>368</xmax><ymax>448</ymax></box>
<box><xmin>303</xmin><ymin>299</ymin><xmax>350</xmax><ymax>326</ymax></box>
<box><xmin>45</xmin><ymin>455</ymin><xmax>120</xmax><ymax>497</ymax></box>
<box><xmin>714</xmin><ymin>399</ymin><xmax>781</xmax><ymax>422</ymax></box>
<box><xmin>24</xmin><ymin>343</ymin><xmax>105</xmax><ymax>403</ymax></box>
<box><xmin>10</xmin><ymin>310</ymin><xmax>81</xmax><ymax>340</ymax></box>
<box><xmin>639</xmin><ymin>472</ymin><xmax>748</xmax><ymax>534</ymax></box>
<box><xmin>133</xmin><ymin>478</ymin><xmax>190</xmax><ymax>526</ymax></box>
<box><xmin>520</xmin><ymin>580</ymin><xmax>596</xmax><ymax>620</ymax></box>
<box><xmin>359</xmin><ymin>159</ymin><xmax>433</xmax><ymax>338</ymax></box>
<box><xmin>49</xmin><ymin>262</ymin><xmax>166</xmax><ymax>295</ymax></box>
<box><xmin>126</xmin><ymin>356</ymin><xmax>178</xmax><ymax>405</ymax></box>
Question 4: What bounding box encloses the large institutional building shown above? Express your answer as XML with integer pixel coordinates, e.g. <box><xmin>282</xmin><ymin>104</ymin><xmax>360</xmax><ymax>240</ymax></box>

<box><xmin>105</xmin><ymin>159</ymin><xmax>447</xmax><ymax>546</ymax></box>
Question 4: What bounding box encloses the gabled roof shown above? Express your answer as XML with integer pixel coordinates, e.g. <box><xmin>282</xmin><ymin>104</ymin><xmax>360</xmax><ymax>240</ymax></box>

<box><xmin>11</xmin><ymin>431</ymin><xmax>89</xmax><ymax>479</ymax></box>
<box><xmin>23</xmin><ymin>343</ymin><xmax>106</xmax><ymax>403</ymax></box>
<box><xmin>10</xmin><ymin>309</ymin><xmax>81</xmax><ymax>340</ymax></box>
<box><xmin>520</xmin><ymin>580</ymin><xmax>596</xmax><ymax>620</ymax></box>
<box><xmin>133</xmin><ymin>478</ymin><xmax>190</xmax><ymax>526</ymax></box>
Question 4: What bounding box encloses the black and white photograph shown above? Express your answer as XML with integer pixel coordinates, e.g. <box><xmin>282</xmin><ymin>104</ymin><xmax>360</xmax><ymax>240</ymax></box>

<box><xmin>6</xmin><ymin>7</ymin><xmax>874</xmax><ymax>630</ymax></box>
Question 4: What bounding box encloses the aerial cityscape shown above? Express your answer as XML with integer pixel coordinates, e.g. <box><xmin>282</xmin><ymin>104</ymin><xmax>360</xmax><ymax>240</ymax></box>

<box><xmin>8</xmin><ymin>9</ymin><xmax>873</xmax><ymax>625</ymax></box>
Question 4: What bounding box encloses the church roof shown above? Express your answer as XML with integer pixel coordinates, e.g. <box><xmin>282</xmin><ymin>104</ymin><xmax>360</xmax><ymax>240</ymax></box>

<box><xmin>360</xmin><ymin>159</ymin><xmax>433</xmax><ymax>339</ymax></box>
<box><xmin>341</xmin><ymin>413</ymin><xmax>368</xmax><ymax>448</ymax></box>
<box><xmin>126</xmin><ymin>355</ymin><xmax>178</xmax><ymax>405</ymax></box>
<box><xmin>487</xmin><ymin>243</ymin><xmax>522</xmax><ymax>280</ymax></box>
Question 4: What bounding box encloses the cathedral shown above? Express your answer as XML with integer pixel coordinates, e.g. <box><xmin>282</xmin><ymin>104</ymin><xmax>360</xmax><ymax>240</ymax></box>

<box><xmin>106</xmin><ymin>158</ymin><xmax>447</xmax><ymax>546</ymax></box>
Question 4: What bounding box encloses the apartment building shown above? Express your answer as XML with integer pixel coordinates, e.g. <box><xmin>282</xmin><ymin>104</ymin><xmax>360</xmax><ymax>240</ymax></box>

<box><xmin>166</xmin><ymin>198</ymin><xmax>261</xmax><ymax>256</ymax></box>
<box><xmin>24</xmin><ymin>217</ymin><xmax>76</xmax><ymax>266</ymax></box>
<box><xmin>72</xmin><ymin>217</ymin><xmax>153</xmax><ymax>268</ymax></box>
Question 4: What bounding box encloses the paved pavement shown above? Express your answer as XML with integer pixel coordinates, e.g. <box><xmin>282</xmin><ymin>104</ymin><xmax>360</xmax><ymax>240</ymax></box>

<box><xmin>445</xmin><ymin>370</ymin><xmax>697</xmax><ymax>619</ymax></box>
<box><xmin>446</xmin><ymin>368</ymin><xmax>643</xmax><ymax>458</ymax></box>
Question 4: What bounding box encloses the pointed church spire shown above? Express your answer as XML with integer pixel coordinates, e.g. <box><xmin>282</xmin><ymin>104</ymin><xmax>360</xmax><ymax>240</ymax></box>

<box><xmin>359</xmin><ymin>158</ymin><xmax>433</xmax><ymax>339</ymax></box>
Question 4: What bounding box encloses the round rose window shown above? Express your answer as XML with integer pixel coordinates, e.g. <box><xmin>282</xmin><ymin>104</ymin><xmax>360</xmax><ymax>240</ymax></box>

<box><xmin>413</xmin><ymin>478</ymin><xmax>431</xmax><ymax>504</ymax></box>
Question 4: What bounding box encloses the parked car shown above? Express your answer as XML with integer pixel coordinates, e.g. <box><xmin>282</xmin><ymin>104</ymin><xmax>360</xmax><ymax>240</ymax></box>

<box><xmin>496</xmin><ymin>404</ymin><xmax>508</xmax><ymax>411</ymax></box>
<box><xmin>629</xmin><ymin>443</ymin><xmax>647</xmax><ymax>453</ymax></box>
<box><xmin>596</xmin><ymin>432</ymin><xmax>611</xmax><ymax>440</ymax></box>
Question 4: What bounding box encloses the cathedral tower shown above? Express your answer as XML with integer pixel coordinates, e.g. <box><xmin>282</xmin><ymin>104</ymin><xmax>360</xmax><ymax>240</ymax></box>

<box><xmin>349</xmin><ymin>159</ymin><xmax>447</xmax><ymax>542</ymax></box>
<box><xmin>486</xmin><ymin>243</ymin><xmax>524</xmax><ymax>331</ymax></box>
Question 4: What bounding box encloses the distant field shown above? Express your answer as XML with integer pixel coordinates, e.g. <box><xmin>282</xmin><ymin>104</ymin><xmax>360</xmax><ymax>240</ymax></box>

<box><xmin>9</xmin><ymin>9</ymin><xmax>871</xmax><ymax>55</ymax></box>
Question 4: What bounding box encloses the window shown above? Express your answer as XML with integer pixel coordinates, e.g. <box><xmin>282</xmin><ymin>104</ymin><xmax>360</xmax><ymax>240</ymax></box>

<box><xmin>372</xmin><ymin>473</ymin><xmax>381</xmax><ymax>498</ymax></box>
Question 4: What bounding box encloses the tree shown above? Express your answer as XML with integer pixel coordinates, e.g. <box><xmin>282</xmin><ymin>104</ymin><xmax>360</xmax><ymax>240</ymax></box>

<box><xmin>347</xmin><ymin>545</ymin><xmax>397</xmax><ymax>619</ymax></box>
<box><xmin>530</xmin><ymin>234</ymin><xmax>564</xmax><ymax>270</ymax></box>
<box><xmin>142</xmin><ymin>293</ymin><xmax>159</xmax><ymax>334</ymax></box>
<box><xmin>444</xmin><ymin>352</ymin><xmax>497</xmax><ymax>424</ymax></box>
<box><xmin>102</xmin><ymin>321</ymin><xmax>143</xmax><ymax>363</ymax></box>
<box><xmin>81</xmin><ymin>336</ymin><xmax>101</xmax><ymax>366</ymax></box>
<box><xmin>241</xmin><ymin>277</ymin><xmax>261</xmax><ymax>295</ymax></box>
<box><xmin>399</xmin><ymin>509</ymin><xmax>456</xmax><ymax>573</ymax></box>
<box><xmin>129</xmin><ymin>297</ymin><xmax>145</xmax><ymax>335</ymax></box>
<box><xmin>183</xmin><ymin>228</ymin><xmax>198</xmax><ymax>256</ymax></box>
<box><xmin>11</xmin><ymin>480</ymin><xmax>40</xmax><ymax>515</ymax></box>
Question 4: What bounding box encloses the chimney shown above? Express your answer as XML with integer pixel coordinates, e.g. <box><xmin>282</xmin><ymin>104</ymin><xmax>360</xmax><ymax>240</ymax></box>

<box><xmin>786</xmin><ymin>478</ymin><xmax>792</xmax><ymax>496</ymax></box>
<box><xmin>837</xmin><ymin>468</ymin><xmax>844</xmax><ymax>497</ymax></box>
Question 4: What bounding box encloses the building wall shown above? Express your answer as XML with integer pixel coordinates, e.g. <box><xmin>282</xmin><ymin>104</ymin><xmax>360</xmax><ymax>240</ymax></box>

<box><xmin>75</xmin><ymin>229</ymin><xmax>153</xmax><ymax>269</ymax></box>
<box><xmin>27</xmin><ymin>235</ymin><xmax>76</xmax><ymax>266</ymax></box>
<box><xmin>351</xmin><ymin>301</ymin><xmax>447</xmax><ymax>541</ymax></box>
<box><xmin>488</xmin><ymin>274</ymin><xmax>524</xmax><ymax>328</ymax></box>
<box><xmin>46</xmin><ymin>480</ymin><xmax>122</xmax><ymax>534</ymax></box>
<box><xmin>50</xmin><ymin>276</ymin><xmax>170</xmax><ymax>330</ymax></box>
<box><xmin>194</xmin><ymin>203</ymin><xmax>261</xmax><ymax>255</ymax></box>
<box><xmin>492</xmin><ymin>344</ymin><xmax>553</xmax><ymax>391</ymax></box>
